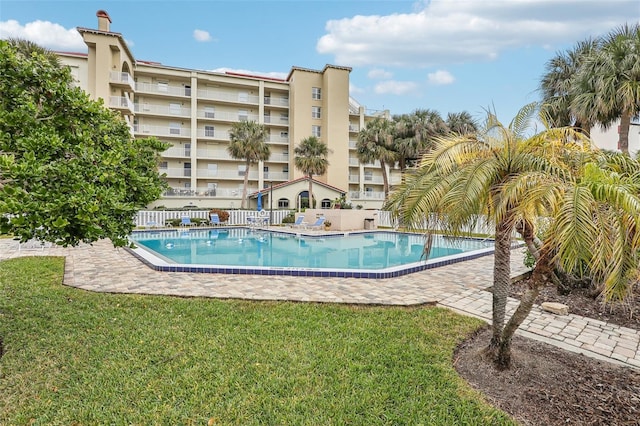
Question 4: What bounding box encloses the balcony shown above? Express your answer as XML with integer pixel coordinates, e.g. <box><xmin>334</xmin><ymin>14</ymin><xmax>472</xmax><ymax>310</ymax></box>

<box><xmin>197</xmin><ymin>129</ymin><xmax>230</xmax><ymax>140</ymax></box>
<box><xmin>136</xmin><ymin>82</ymin><xmax>190</xmax><ymax>97</ymax></box>
<box><xmin>162</xmin><ymin>147</ymin><xmax>191</xmax><ymax>158</ymax></box>
<box><xmin>349</xmin><ymin>124</ymin><xmax>360</xmax><ymax>132</ymax></box>
<box><xmin>263</xmin><ymin>115</ymin><xmax>289</xmax><ymax>125</ymax></box>
<box><xmin>349</xmin><ymin>140</ymin><xmax>357</xmax><ymax>149</ymax></box>
<box><xmin>263</xmin><ymin>172</ymin><xmax>289</xmax><ymax>181</ymax></box>
<box><xmin>196</xmin><ymin>148</ymin><xmax>232</xmax><ymax>160</ymax></box>
<box><xmin>197</xmin><ymin>88</ymin><xmax>260</xmax><ymax>104</ymax></box>
<box><xmin>268</xmin><ymin>153</ymin><xmax>289</xmax><ymax>162</ymax></box>
<box><xmin>160</xmin><ymin>167</ymin><xmax>192</xmax><ymax>178</ymax></box>
<box><xmin>349</xmin><ymin>174</ymin><xmax>360</xmax><ymax>183</ymax></box>
<box><xmin>134</xmin><ymin>103</ymin><xmax>191</xmax><ymax>117</ymax></box>
<box><xmin>263</xmin><ymin>96</ymin><xmax>289</xmax><ymax>107</ymax></box>
<box><xmin>109</xmin><ymin>71</ymin><xmax>135</xmax><ymax>91</ymax></box>
<box><xmin>349</xmin><ymin>191</ymin><xmax>386</xmax><ymax>200</ymax></box>
<box><xmin>197</xmin><ymin>110</ymin><xmax>259</xmax><ymax>123</ymax></box>
<box><xmin>196</xmin><ymin>169</ymin><xmax>259</xmax><ymax>179</ymax></box>
<box><xmin>134</xmin><ymin>124</ymin><xmax>191</xmax><ymax>138</ymax></box>
<box><xmin>109</xmin><ymin>96</ymin><xmax>134</xmax><ymax>114</ymax></box>
<box><xmin>267</xmin><ymin>134</ymin><xmax>289</xmax><ymax>144</ymax></box>
<box><xmin>349</xmin><ymin>158</ymin><xmax>360</xmax><ymax>166</ymax></box>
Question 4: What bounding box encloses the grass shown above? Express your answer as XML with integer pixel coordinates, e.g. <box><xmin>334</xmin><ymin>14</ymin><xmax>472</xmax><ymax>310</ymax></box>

<box><xmin>0</xmin><ymin>256</ymin><xmax>515</xmax><ymax>425</ymax></box>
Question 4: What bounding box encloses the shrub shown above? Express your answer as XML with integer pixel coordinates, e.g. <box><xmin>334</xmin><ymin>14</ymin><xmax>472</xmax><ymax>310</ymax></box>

<box><xmin>209</xmin><ymin>209</ymin><xmax>229</xmax><ymax>222</ymax></box>
<box><xmin>281</xmin><ymin>212</ymin><xmax>296</xmax><ymax>224</ymax></box>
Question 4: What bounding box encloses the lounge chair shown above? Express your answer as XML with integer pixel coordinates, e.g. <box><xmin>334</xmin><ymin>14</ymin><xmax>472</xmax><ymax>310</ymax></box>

<box><xmin>180</xmin><ymin>216</ymin><xmax>193</xmax><ymax>227</ymax></box>
<box><xmin>210</xmin><ymin>213</ymin><xmax>221</xmax><ymax>226</ymax></box>
<box><xmin>304</xmin><ymin>217</ymin><xmax>326</xmax><ymax>230</ymax></box>
<box><xmin>289</xmin><ymin>215</ymin><xmax>305</xmax><ymax>228</ymax></box>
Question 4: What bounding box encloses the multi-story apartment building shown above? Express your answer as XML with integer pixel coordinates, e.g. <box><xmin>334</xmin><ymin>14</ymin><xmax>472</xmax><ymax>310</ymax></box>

<box><xmin>58</xmin><ymin>10</ymin><xmax>398</xmax><ymax>210</ymax></box>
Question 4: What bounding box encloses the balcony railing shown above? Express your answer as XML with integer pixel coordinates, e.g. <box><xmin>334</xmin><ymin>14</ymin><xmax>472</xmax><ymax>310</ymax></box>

<box><xmin>267</xmin><ymin>135</ymin><xmax>289</xmax><ymax>144</ymax></box>
<box><xmin>349</xmin><ymin>141</ymin><xmax>357</xmax><ymax>149</ymax></box>
<box><xmin>162</xmin><ymin>187</ymin><xmax>249</xmax><ymax>198</ymax></box>
<box><xmin>268</xmin><ymin>153</ymin><xmax>289</xmax><ymax>162</ymax></box>
<box><xmin>136</xmin><ymin>82</ymin><xmax>190</xmax><ymax>97</ymax></box>
<box><xmin>196</xmin><ymin>169</ymin><xmax>259</xmax><ymax>179</ymax></box>
<box><xmin>349</xmin><ymin>175</ymin><xmax>360</xmax><ymax>183</ymax></box>
<box><xmin>349</xmin><ymin>158</ymin><xmax>360</xmax><ymax>166</ymax></box>
<box><xmin>160</xmin><ymin>167</ymin><xmax>192</xmax><ymax>178</ymax></box>
<box><xmin>349</xmin><ymin>124</ymin><xmax>360</xmax><ymax>132</ymax></box>
<box><xmin>197</xmin><ymin>89</ymin><xmax>260</xmax><ymax>104</ymax></box>
<box><xmin>263</xmin><ymin>115</ymin><xmax>289</xmax><ymax>125</ymax></box>
<box><xmin>134</xmin><ymin>124</ymin><xmax>191</xmax><ymax>137</ymax></box>
<box><xmin>135</xmin><ymin>103</ymin><xmax>191</xmax><ymax>116</ymax></box>
<box><xmin>195</xmin><ymin>148</ymin><xmax>231</xmax><ymax>159</ymax></box>
<box><xmin>263</xmin><ymin>172</ymin><xmax>289</xmax><ymax>181</ymax></box>
<box><xmin>196</xmin><ymin>110</ymin><xmax>259</xmax><ymax>123</ymax></box>
<box><xmin>263</xmin><ymin>96</ymin><xmax>289</xmax><ymax>107</ymax></box>
<box><xmin>162</xmin><ymin>147</ymin><xmax>191</xmax><ymax>158</ymax></box>
<box><xmin>109</xmin><ymin>96</ymin><xmax>134</xmax><ymax>113</ymax></box>
<box><xmin>349</xmin><ymin>191</ymin><xmax>386</xmax><ymax>200</ymax></box>
<box><xmin>109</xmin><ymin>71</ymin><xmax>135</xmax><ymax>91</ymax></box>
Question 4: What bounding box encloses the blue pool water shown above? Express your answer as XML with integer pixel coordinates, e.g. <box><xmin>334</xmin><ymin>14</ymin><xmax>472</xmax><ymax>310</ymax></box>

<box><xmin>129</xmin><ymin>228</ymin><xmax>494</xmax><ymax>278</ymax></box>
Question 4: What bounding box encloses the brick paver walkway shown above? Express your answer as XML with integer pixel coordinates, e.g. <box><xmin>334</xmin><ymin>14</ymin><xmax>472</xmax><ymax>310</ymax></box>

<box><xmin>1</xmin><ymin>237</ymin><xmax>638</xmax><ymax>370</ymax></box>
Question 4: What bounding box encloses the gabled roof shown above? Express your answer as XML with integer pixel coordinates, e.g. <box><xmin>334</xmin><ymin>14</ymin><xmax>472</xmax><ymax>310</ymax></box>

<box><xmin>249</xmin><ymin>177</ymin><xmax>346</xmax><ymax>197</ymax></box>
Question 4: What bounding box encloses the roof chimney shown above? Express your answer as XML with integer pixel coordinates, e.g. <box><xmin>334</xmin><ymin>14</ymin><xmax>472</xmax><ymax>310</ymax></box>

<box><xmin>96</xmin><ymin>10</ymin><xmax>111</xmax><ymax>32</ymax></box>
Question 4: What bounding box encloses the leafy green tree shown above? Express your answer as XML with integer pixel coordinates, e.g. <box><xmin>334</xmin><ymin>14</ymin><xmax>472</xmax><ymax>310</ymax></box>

<box><xmin>227</xmin><ymin>120</ymin><xmax>270</xmax><ymax>209</ymax></box>
<box><xmin>356</xmin><ymin>117</ymin><xmax>397</xmax><ymax>197</ymax></box>
<box><xmin>293</xmin><ymin>136</ymin><xmax>329</xmax><ymax>209</ymax></box>
<box><xmin>0</xmin><ymin>40</ymin><xmax>167</xmax><ymax>248</ymax></box>
<box><xmin>571</xmin><ymin>23</ymin><xmax>640</xmax><ymax>153</ymax></box>
<box><xmin>385</xmin><ymin>103</ymin><xmax>606</xmax><ymax>369</ymax></box>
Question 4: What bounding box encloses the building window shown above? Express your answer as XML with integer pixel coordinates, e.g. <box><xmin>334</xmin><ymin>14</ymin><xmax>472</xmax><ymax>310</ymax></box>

<box><xmin>157</xmin><ymin>81</ymin><xmax>168</xmax><ymax>92</ymax></box>
<box><xmin>280</xmin><ymin>131</ymin><xmax>288</xmax><ymax>140</ymax></box>
<box><xmin>263</xmin><ymin>166</ymin><xmax>269</xmax><ymax>179</ymax></box>
<box><xmin>278</xmin><ymin>198</ymin><xmax>290</xmax><ymax>208</ymax></box>
<box><xmin>184</xmin><ymin>162</ymin><xmax>191</xmax><ymax>177</ymax></box>
<box><xmin>204</xmin><ymin>125</ymin><xmax>215</xmax><ymax>137</ymax></box>
<box><xmin>364</xmin><ymin>171</ymin><xmax>373</xmax><ymax>181</ymax></box>
<box><xmin>208</xmin><ymin>163</ymin><xmax>218</xmax><ymax>176</ymax></box>
<box><xmin>169</xmin><ymin>103</ymin><xmax>181</xmax><ymax>115</ymax></box>
<box><xmin>204</xmin><ymin>106</ymin><xmax>215</xmax><ymax>118</ymax></box>
<box><xmin>283</xmin><ymin>165</ymin><xmax>289</xmax><ymax>173</ymax></box>
<box><xmin>159</xmin><ymin>161</ymin><xmax>168</xmax><ymax>169</ymax></box>
<box><xmin>238</xmin><ymin>164</ymin><xmax>247</xmax><ymax>177</ymax></box>
<box><xmin>169</xmin><ymin>122</ymin><xmax>181</xmax><ymax>135</ymax></box>
<box><xmin>238</xmin><ymin>109</ymin><xmax>248</xmax><ymax>121</ymax></box>
<box><xmin>280</xmin><ymin>113</ymin><xmax>289</xmax><ymax>123</ymax></box>
<box><xmin>184</xmin><ymin>85</ymin><xmax>191</xmax><ymax>96</ymax></box>
<box><xmin>312</xmin><ymin>125</ymin><xmax>321</xmax><ymax>138</ymax></box>
<box><xmin>321</xmin><ymin>199</ymin><xmax>331</xmax><ymax>208</ymax></box>
<box><xmin>312</xmin><ymin>106</ymin><xmax>321</xmax><ymax>119</ymax></box>
<box><xmin>264</xmin><ymin>113</ymin><xmax>271</xmax><ymax>123</ymax></box>
<box><xmin>184</xmin><ymin>143</ymin><xmax>191</xmax><ymax>157</ymax></box>
<box><xmin>312</xmin><ymin>87</ymin><xmax>321</xmax><ymax>100</ymax></box>
<box><xmin>238</xmin><ymin>91</ymin><xmax>248</xmax><ymax>102</ymax></box>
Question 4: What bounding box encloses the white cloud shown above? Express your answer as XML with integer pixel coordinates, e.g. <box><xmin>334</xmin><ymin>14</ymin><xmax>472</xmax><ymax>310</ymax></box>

<box><xmin>0</xmin><ymin>19</ymin><xmax>85</xmax><ymax>50</ymax></box>
<box><xmin>193</xmin><ymin>29</ymin><xmax>212</xmax><ymax>42</ymax></box>
<box><xmin>349</xmin><ymin>83</ymin><xmax>365</xmax><ymax>95</ymax></box>
<box><xmin>210</xmin><ymin>67</ymin><xmax>288</xmax><ymax>80</ymax></box>
<box><xmin>374</xmin><ymin>80</ymin><xmax>418</xmax><ymax>95</ymax></box>
<box><xmin>427</xmin><ymin>70</ymin><xmax>454</xmax><ymax>85</ymax></box>
<box><xmin>367</xmin><ymin>68</ymin><xmax>393</xmax><ymax>80</ymax></box>
<box><xmin>317</xmin><ymin>0</ymin><xmax>635</xmax><ymax>67</ymax></box>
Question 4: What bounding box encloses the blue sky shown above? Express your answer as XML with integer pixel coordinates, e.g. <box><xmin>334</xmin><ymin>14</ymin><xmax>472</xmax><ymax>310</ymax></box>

<box><xmin>1</xmin><ymin>0</ymin><xmax>638</xmax><ymax>123</ymax></box>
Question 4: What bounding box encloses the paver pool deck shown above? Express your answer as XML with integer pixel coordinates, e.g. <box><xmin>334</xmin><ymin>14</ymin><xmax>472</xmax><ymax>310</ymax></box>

<box><xmin>1</xmin><ymin>236</ymin><xmax>638</xmax><ymax>371</ymax></box>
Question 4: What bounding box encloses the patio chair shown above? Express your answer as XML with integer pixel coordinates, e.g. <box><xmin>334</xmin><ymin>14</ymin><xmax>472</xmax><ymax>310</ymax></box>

<box><xmin>210</xmin><ymin>213</ymin><xmax>221</xmax><ymax>226</ymax></box>
<box><xmin>303</xmin><ymin>217</ymin><xmax>326</xmax><ymax>230</ymax></box>
<box><xmin>289</xmin><ymin>215</ymin><xmax>305</xmax><ymax>228</ymax></box>
<box><xmin>180</xmin><ymin>216</ymin><xmax>193</xmax><ymax>227</ymax></box>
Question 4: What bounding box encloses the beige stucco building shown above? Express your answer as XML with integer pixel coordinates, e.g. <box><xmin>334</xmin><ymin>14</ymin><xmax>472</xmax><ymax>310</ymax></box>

<box><xmin>57</xmin><ymin>10</ymin><xmax>398</xmax><ymax>211</ymax></box>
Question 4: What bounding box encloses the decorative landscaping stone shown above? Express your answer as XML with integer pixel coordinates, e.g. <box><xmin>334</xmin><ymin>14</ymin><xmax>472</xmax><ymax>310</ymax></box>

<box><xmin>542</xmin><ymin>302</ymin><xmax>569</xmax><ymax>315</ymax></box>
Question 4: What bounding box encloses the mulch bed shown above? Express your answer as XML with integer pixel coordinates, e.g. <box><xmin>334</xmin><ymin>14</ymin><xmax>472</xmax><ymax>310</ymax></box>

<box><xmin>454</xmin><ymin>281</ymin><xmax>640</xmax><ymax>425</ymax></box>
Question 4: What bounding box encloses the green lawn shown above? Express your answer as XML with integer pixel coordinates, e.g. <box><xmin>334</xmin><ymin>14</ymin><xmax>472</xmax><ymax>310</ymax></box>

<box><xmin>0</xmin><ymin>257</ymin><xmax>514</xmax><ymax>425</ymax></box>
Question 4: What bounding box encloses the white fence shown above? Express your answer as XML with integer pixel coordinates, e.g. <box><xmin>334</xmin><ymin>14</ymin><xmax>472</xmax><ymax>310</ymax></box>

<box><xmin>136</xmin><ymin>209</ymin><xmax>496</xmax><ymax>236</ymax></box>
<box><xmin>135</xmin><ymin>209</ymin><xmax>291</xmax><ymax>227</ymax></box>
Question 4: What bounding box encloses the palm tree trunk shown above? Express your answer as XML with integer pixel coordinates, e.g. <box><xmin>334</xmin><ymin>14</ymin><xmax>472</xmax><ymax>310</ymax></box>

<box><xmin>380</xmin><ymin>160</ymin><xmax>390</xmax><ymax>197</ymax></box>
<box><xmin>489</xmin><ymin>219</ymin><xmax>513</xmax><ymax>352</ymax></box>
<box><xmin>618</xmin><ymin>112</ymin><xmax>631</xmax><ymax>154</ymax></box>
<box><xmin>241</xmin><ymin>160</ymin><xmax>250</xmax><ymax>209</ymax></box>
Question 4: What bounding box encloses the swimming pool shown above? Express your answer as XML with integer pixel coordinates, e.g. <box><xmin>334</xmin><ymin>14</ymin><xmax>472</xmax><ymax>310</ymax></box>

<box><xmin>129</xmin><ymin>228</ymin><xmax>495</xmax><ymax>279</ymax></box>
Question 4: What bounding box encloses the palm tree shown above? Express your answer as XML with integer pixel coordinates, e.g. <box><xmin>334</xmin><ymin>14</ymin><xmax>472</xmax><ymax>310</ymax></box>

<box><xmin>571</xmin><ymin>23</ymin><xmax>640</xmax><ymax>153</ymax></box>
<box><xmin>356</xmin><ymin>117</ymin><xmax>397</xmax><ymax>197</ymax></box>
<box><xmin>539</xmin><ymin>38</ymin><xmax>599</xmax><ymax>132</ymax></box>
<box><xmin>394</xmin><ymin>109</ymin><xmax>449</xmax><ymax>172</ymax></box>
<box><xmin>445</xmin><ymin>111</ymin><xmax>478</xmax><ymax>136</ymax></box>
<box><xmin>293</xmin><ymin>136</ymin><xmax>329</xmax><ymax>208</ymax></box>
<box><xmin>7</xmin><ymin>38</ymin><xmax>62</xmax><ymax>67</ymax></box>
<box><xmin>385</xmin><ymin>103</ymin><xmax>598</xmax><ymax>369</ymax></box>
<box><xmin>227</xmin><ymin>120</ymin><xmax>270</xmax><ymax>209</ymax></box>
